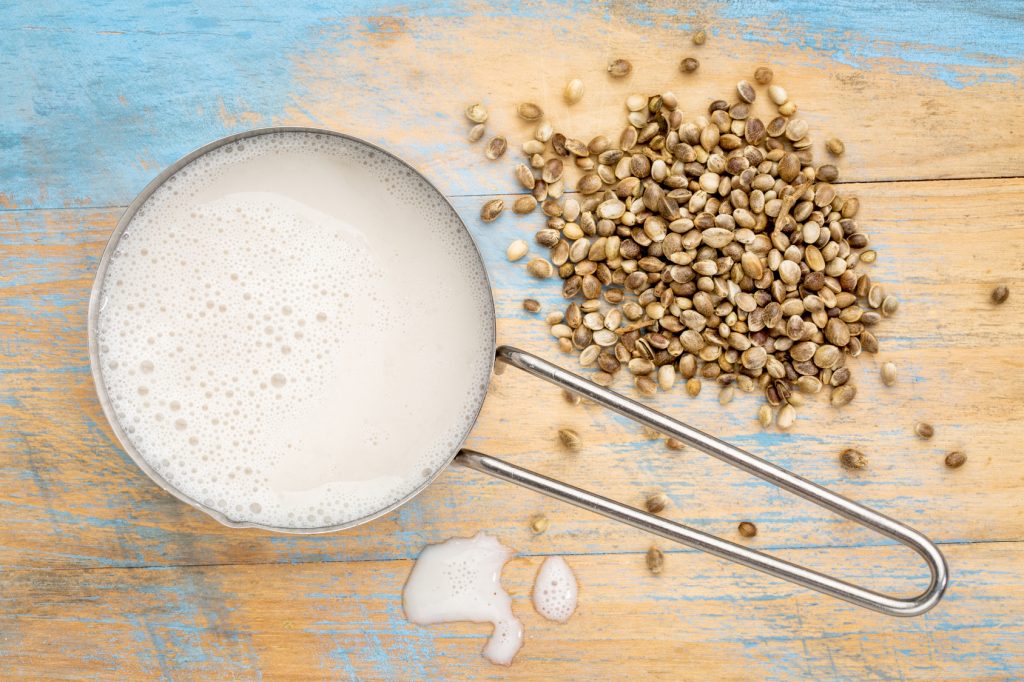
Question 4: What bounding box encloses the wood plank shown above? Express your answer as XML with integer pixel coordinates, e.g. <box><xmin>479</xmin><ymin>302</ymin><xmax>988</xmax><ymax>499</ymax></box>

<box><xmin>0</xmin><ymin>177</ymin><xmax>1021</xmax><ymax>571</ymax></box>
<box><xmin>0</xmin><ymin>542</ymin><xmax>1020</xmax><ymax>680</ymax></box>
<box><xmin>0</xmin><ymin>2</ymin><xmax>1021</xmax><ymax>209</ymax></box>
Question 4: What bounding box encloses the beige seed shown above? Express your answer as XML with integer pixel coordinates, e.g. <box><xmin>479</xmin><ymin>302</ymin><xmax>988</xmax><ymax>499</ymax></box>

<box><xmin>480</xmin><ymin>199</ymin><xmax>503</xmax><ymax>222</ymax></box>
<box><xmin>515</xmin><ymin>163</ymin><xmax>536</xmax><ymax>190</ymax></box>
<box><xmin>657</xmin><ymin>364</ymin><xmax>676</xmax><ymax>391</ymax></box>
<box><xmin>529</xmin><ymin>513</ymin><xmax>550</xmax><ymax>534</ymax></box>
<box><xmin>680</xmin><ymin>57</ymin><xmax>700</xmax><ymax>73</ymax></box>
<box><xmin>465</xmin><ymin>103</ymin><xmax>488</xmax><ymax>123</ymax></box>
<box><xmin>523</xmin><ymin>299</ymin><xmax>541</xmax><ymax>313</ymax></box>
<box><xmin>738</xmin><ymin>521</ymin><xmax>758</xmax><ymax>538</ymax></box>
<box><xmin>881</xmin><ymin>295</ymin><xmax>899</xmax><ymax>317</ymax></box>
<box><xmin>776</xmin><ymin>404</ymin><xmax>796</xmax><ymax>430</ymax></box>
<box><xmin>692</xmin><ymin>29</ymin><xmax>706</xmax><ymax>45</ymax></box>
<box><xmin>635</xmin><ymin>375</ymin><xmax>658</xmax><ymax>397</ymax></box>
<box><xmin>685</xmin><ymin>377</ymin><xmax>701</xmax><ymax>397</ymax></box>
<box><xmin>860</xmin><ymin>249</ymin><xmax>877</xmax><ymax>264</ymax></box>
<box><xmin>608</xmin><ymin>58</ymin><xmax>632</xmax><ymax>77</ymax></box>
<box><xmin>467</xmin><ymin>123</ymin><xmax>486</xmax><ymax>142</ymax></box>
<box><xmin>830</xmin><ymin>384</ymin><xmax>857</xmax><ymax>407</ymax></box>
<box><xmin>666</xmin><ymin>438</ymin><xmax>685</xmax><ymax>451</ymax></box>
<box><xmin>485</xmin><ymin>136</ymin><xmax>507</xmax><ymax>160</ymax></box>
<box><xmin>868</xmin><ymin>284</ymin><xmax>884</xmax><ymax>309</ymax></box>
<box><xmin>991</xmin><ymin>285</ymin><xmax>1010</xmax><ymax>304</ymax></box>
<box><xmin>542</xmin><ymin>158</ymin><xmax>564</xmax><ymax>184</ymax></box>
<box><xmin>758</xmin><ymin>404</ymin><xmax>773</xmax><ymax>429</ymax></box>
<box><xmin>626</xmin><ymin>93</ymin><xmax>647</xmax><ymax>111</ymax></box>
<box><xmin>522</xmin><ymin>139</ymin><xmax>545</xmax><ymax>155</ymax></box>
<box><xmin>513</xmin><ymin>195</ymin><xmax>538</xmax><ymax>214</ymax></box>
<box><xmin>645</xmin><ymin>491</ymin><xmax>670</xmax><ymax>514</ymax></box>
<box><xmin>527</xmin><ymin>258</ymin><xmax>553</xmax><ymax>278</ymax></box>
<box><xmin>736</xmin><ymin>80</ymin><xmax>756</xmax><ymax>103</ymax></box>
<box><xmin>719</xmin><ymin>385</ymin><xmax>735</xmax><ymax>405</ymax></box>
<box><xmin>506</xmin><ymin>239</ymin><xmax>529</xmax><ymax>262</ymax></box>
<box><xmin>564</xmin><ymin>78</ymin><xmax>585</xmax><ymax>104</ymax></box>
<box><xmin>880</xmin><ymin>361</ymin><xmax>897</xmax><ymax>386</ymax></box>
<box><xmin>778</xmin><ymin>259</ymin><xmax>801</xmax><ymax>284</ymax></box>
<box><xmin>778</xmin><ymin>100</ymin><xmax>797</xmax><ymax>116</ymax></box>
<box><xmin>768</xmin><ymin>85</ymin><xmax>788</xmax><ymax>105</ymax></box>
<box><xmin>914</xmin><ymin>422</ymin><xmax>934</xmax><ymax>440</ymax></box>
<box><xmin>826</xmin><ymin>137</ymin><xmax>845</xmax><ymax>155</ymax></box>
<box><xmin>945</xmin><ymin>451</ymin><xmax>966</xmax><ymax>468</ymax></box>
<box><xmin>646</xmin><ymin>546</ymin><xmax>664</xmax><ymax>575</ymax></box>
<box><xmin>839</xmin><ymin>448</ymin><xmax>868</xmax><ymax>470</ymax></box>
<box><xmin>516</xmin><ymin>102</ymin><xmax>543</xmax><ymax>121</ymax></box>
<box><xmin>535</xmin><ymin>120</ymin><xmax>553</xmax><ymax>142</ymax></box>
<box><xmin>754</xmin><ymin>66</ymin><xmax>773</xmax><ymax>84</ymax></box>
<box><xmin>558</xmin><ymin>428</ymin><xmax>582</xmax><ymax>451</ymax></box>
<box><xmin>785</xmin><ymin>118</ymin><xmax>809</xmax><ymax>142</ymax></box>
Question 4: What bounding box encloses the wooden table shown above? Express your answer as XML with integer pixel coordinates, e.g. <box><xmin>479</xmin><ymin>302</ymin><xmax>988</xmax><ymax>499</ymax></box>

<box><xmin>2</xmin><ymin>2</ymin><xmax>1022</xmax><ymax>679</ymax></box>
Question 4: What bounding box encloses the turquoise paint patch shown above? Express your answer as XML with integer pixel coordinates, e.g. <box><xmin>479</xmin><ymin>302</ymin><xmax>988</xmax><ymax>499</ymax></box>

<box><xmin>718</xmin><ymin>0</ymin><xmax>1023</xmax><ymax>88</ymax></box>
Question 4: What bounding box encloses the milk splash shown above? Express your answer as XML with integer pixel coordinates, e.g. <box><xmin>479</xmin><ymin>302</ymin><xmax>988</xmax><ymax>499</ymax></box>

<box><xmin>402</xmin><ymin>532</ymin><xmax>523</xmax><ymax>665</ymax></box>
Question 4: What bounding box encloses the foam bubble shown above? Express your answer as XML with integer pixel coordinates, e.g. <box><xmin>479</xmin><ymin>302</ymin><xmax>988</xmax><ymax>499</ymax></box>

<box><xmin>96</xmin><ymin>131</ymin><xmax>494</xmax><ymax>529</ymax></box>
<box><xmin>532</xmin><ymin>556</ymin><xmax>578</xmax><ymax>623</ymax></box>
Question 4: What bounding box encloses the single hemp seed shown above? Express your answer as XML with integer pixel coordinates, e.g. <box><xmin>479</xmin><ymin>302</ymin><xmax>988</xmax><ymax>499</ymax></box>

<box><xmin>465</xmin><ymin>103</ymin><xmax>488</xmax><ymax>123</ymax></box>
<box><xmin>564</xmin><ymin>78</ymin><xmax>584</xmax><ymax>104</ymax></box>
<box><xmin>522</xmin><ymin>298</ymin><xmax>541</xmax><ymax>313</ymax></box>
<box><xmin>480</xmin><ymin>199</ymin><xmax>503</xmax><ymax>222</ymax></box>
<box><xmin>914</xmin><ymin>422</ymin><xmax>935</xmax><ymax>440</ymax></box>
<box><xmin>738</xmin><ymin>521</ymin><xmax>758</xmax><ymax>538</ymax></box>
<box><xmin>558</xmin><ymin>428</ymin><xmax>582</xmax><ymax>451</ymax></box>
<box><xmin>529</xmin><ymin>513</ymin><xmax>550</xmax><ymax>535</ymax></box>
<box><xmin>945</xmin><ymin>451</ymin><xmax>967</xmax><ymax>469</ymax></box>
<box><xmin>646</xmin><ymin>546</ymin><xmax>665</xmax><ymax>575</ymax></box>
<box><xmin>880</xmin><ymin>361</ymin><xmax>897</xmax><ymax>386</ymax></box>
<box><xmin>692</xmin><ymin>29</ymin><xmax>706</xmax><ymax>45</ymax></box>
<box><xmin>666</xmin><ymin>437</ymin><xmax>685</xmax><ymax>451</ymax></box>
<box><xmin>607</xmin><ymin>59</ymin><xmax>632</xmax><ymax>77</ymax></box>
<box><xmin>839</xmin><ymin>448</ymin><xmax>868</xmax><ymax>470</ymax></box>
<box><xmin>680</xmin><ymin>57</ymin><xmax>700</xmax><ymax>73</ymax></box>
<box><xmin>991</xmin><ymin>285</ymin><xmax>1010</xmax><ymax>304</ymax></box>
<box><xmin>644</xmin><ymin>491</ymin><xmax>670</xmax><ymax>514</ymax></box>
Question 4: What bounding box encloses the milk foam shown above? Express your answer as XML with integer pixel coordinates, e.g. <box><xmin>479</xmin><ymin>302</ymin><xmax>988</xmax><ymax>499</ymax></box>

<box><xmin>532</xmin><ymin>556</ymin><xmax>578</xmax><ymax>623</ymax></box>
<box><xmin>402</xmin><ymin>532</ymin><xmax>523</xmax><ymax>666</ymax></box>
<box><xmin>95</xmin><ymin>131</ymin><xmax>494</xmax><ymax>528</ymax></box>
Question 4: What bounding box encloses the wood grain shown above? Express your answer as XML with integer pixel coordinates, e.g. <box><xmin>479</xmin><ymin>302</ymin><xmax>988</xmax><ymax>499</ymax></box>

<box><xmin>1</xmin><ymin>543</ymin><xmax>1020</xmax><ymax>680</ymax></box>
<box><xmin>2</xmin><ymin>1</ymin><xmax>1023</xmax><ymax>679</ymax></box>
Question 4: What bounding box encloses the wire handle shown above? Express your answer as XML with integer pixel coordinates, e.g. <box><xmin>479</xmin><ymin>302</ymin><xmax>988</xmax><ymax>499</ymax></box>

<box><xmin>454</xmin><ymin>346</ymin><xmax>948</xmax><ymax>617</ymax></box>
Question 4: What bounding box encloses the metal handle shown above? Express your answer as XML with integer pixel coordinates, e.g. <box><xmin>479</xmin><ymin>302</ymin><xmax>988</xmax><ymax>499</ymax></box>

<box><xmin>454</xmin><ymin>345</ymin><xmax>948</xmax><ymax>617</ymax></box>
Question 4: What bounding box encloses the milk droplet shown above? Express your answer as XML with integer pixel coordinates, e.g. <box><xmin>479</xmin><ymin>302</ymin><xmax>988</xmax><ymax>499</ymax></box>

<box><xmin>532</xmin><ymin>556</ymin><xmax>578</xmax><ymax>623</ymax></box>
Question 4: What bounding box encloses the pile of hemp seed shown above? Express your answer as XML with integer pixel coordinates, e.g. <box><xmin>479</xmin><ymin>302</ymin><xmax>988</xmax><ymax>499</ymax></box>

<box><xmin>467</xmin><ymin>58</ymin><xmax>895</xmax><ymax>432</ymax></box>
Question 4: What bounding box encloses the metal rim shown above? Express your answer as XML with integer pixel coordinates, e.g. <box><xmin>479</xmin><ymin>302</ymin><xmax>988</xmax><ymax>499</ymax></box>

<box><xmin>87</xmin><ymin>126</ymin><xmax>498</xmax><ymax>535</ymax></box>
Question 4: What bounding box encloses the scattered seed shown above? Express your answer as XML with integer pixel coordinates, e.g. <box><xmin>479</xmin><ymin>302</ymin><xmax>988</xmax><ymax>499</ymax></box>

<box><xmin>680</xmin><ymin>57</ymin><xmax>700</xmax><ymax>73</ymax></box>
<box><xmin>666</xmin><ymin>438</ymin><xmax>685</xmax><ymax>451</ymax></box>
<box><xmin>758</xmin><ymin>404</ymin><xmax>773</xmax><ymax>429</ymax></box>
<box><xmin>485</xmin><ymin>136</ymin><xmax>507</xmax><ymax>160</ymax></box>
<box><xmin>736</xmin><ymin>80</ymin><xmax>756</xmax><ymax>103</ymax></box>
<box><xmin>685</xmin><ymin>377</ymin><xmax>701</xmax><ymax>397</ymax></box>
<box><xmin>881</xmin><ymin>295</ymin><xmax>899</xmax><ymax>317</ymax></box>
<box><xmin>468</xmin><ymin>123</ymin><xmax>486</xmax><ymax>142</ymax></box>
<box><xmin>991</xmin><ymin>285</ymin><xmax>1009</xmax><ymax>304</ymax></box>
<box><xmin>517</xmin><ymin>102</ymin><xmax>544</xmax><ymax>121</ymax></box>
<box><xmin>515</xmin><ymin>163</ymin><xmax>536</xmax><ymax>190</ymax></box>
<box><xmin>826</xmin><ymin>137</ymin><xmax>845</xmax><ymax>155</ymax></box>
<box><xmin>840</xmin><ymin>448</ymin><xmax>868</xmax><ymax>470</ymax></box>
<box><xmin>945</xmin><ymin>451</ymin><xmax>966</xmax><ymax>468</ymax></box>
<box><xmin>768</xmin><ymin>85</ymin><xmax>788</xmax><ymax>105</ymax></box>
<box><xmin>914</xmin><ymin>422</ymin><xmax>934</xmax><ymax>440</ymax></box>
<box><xmin>830</xmin><ymin>384</ymin><xmax>857</xmax><ymax>407</ymax></box>
<box><xmin>465</xmin><ymin>103</ymin><xmax>488</xmax><ymax>123</ymax></box>
<box><xmin>514</xmin><ymin>195</ymin><xmax>538</xmax><ymax>214</ymax></box>
<box><xmin>719</xmin><ymin>385</ymin><xmax>735</xmax><ymax>405</ymax></box>
<box><xmin>645</xmin><ymin>491</ymin><xmax>670</xmax><ymax>514</ymax></box>
<box><xmin>506</xmin><ymin>239</ymin><xmax>529</xmax><ymax>262</ymax></box>
<box><xmin>738</xmin><ymin>521</ymin><xmax>757</xmax><ymax>538</ymax></box>
<box><xmin>480</xmin><ymin>199</ymin><xmax>503</xmax><ymax>222</ymax></box>
<box><xmin>776</xmin><ymin>404</ymin><xmax>796</xmax><ymax>430</ymax></box>
<box><xmin>564</xmin><ymin>78</ymin><xmax>585</xmax><ymax>104</ymax></box>
<box><xmin>608</xmin><ymin>59</ymin><xmax>632</xmax><ymax>77</ymax></box>
<box><xmin>527</xmin><ymin>258</ymin><xmax>553</xmax><ymax>278</ymax></box>
<box><xmin>523</xmin><ymin>298</ymin><xmax>541</xmax><ymax>313</ymax></box>
<box><xmin>646</xmin><ymin>546</ymin><xmax>664</xmax><ymax>574</ymax></box>
<box><xmin>860</xmin><ymin>249</ymin><xmax>877</xmax><ymax>264</ymax></box>
<box><xmin>880</xmin><ymin>361</ymin><xmax>897</xmax><ymax>386</ymax></box>
<box><xmin>529</xmin><ymin>513</ymin><xmax>549</xmax><ymax>534</ymax></box>
<box><xmin>558</xmin><ymin>428</ymin><xmax>582</xmax><ymax>451</ymax></box>
<box><xmin>692</xmin><ymin>29</ymin><xmax>706</xmax><ymax>45</ymax></box>
<box><xmin>754</xmin><ymin>66</ymin><xmax>773</xmax><ymax>84</ymax></box>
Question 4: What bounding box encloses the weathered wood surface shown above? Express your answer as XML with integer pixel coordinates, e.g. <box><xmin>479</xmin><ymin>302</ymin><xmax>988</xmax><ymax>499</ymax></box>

<box><xmin>1</xmin><ymin>1</ymin><xmax>1022</xmax><ymax>679</ymax></box>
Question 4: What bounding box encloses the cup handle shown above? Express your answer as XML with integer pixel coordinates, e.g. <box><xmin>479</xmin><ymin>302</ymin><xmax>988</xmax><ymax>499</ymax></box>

<box><xmin>453</xmin><ymin>345</ymin><xmax>948</xmax><ymax>617</ymax></box>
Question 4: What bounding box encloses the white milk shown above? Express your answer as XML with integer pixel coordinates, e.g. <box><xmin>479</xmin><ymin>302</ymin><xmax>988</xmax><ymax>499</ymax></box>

<box><xmin>532</xmin><ymin>556</ymin><xmax>578</xmax><ymax>622</ymax></box>
<box><xmin>94</xmin><ymin>131</ymin><xmax>494</xmax><ymax>529</ymax></box>
<box><xmin>402</xmin><ymin>532</ymin><xmax>523</xmax><ymax>665</ymax></box>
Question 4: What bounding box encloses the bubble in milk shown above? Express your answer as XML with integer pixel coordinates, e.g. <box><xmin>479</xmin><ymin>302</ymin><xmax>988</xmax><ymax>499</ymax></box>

<box><xmin>94</xmin><ymin>131</ymin><xmax>494</xmax><ymax>529</ymax></box>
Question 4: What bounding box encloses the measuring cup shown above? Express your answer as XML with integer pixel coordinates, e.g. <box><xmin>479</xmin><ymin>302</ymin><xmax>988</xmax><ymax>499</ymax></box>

<box><xmin>88</xmin><ymin>127</ymin><xmax>948</xmax><ymax>617</ymax></box>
